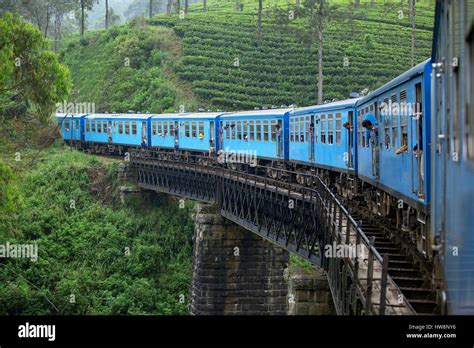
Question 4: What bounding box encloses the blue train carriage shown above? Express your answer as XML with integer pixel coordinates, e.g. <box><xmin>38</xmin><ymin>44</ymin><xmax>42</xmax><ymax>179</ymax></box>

<box><xmin>55</xmin><ymin>113</ymin><xmax>88</xmax><ymax>145</ymax></box>
<box><xmin>288</xmin><ymin>99</ymin><xmax>359</xmax><ymax>190</ymax></box>
<box><xmin>219</xmin><ymin>109</ymin><xmax>289</xmax><ymax>175</ymax></box>
<box><xmin>84</xmin><ymin>114</ymin><xmax>153</xmax><ymax>154</ymax></box>
<box><xmin>356</xmin><ymin>58</ymin><xmax>432</xmax><ymax>257</ymax></box>
<box><xmin>150</xmin><ymin>113</ymin><xmax>186</xmax><ymax>151</ymax></box>
<box><xmin>431</xmin><ymin>0</ymin><xmax>474</xmax><ymax>314</ymax></box>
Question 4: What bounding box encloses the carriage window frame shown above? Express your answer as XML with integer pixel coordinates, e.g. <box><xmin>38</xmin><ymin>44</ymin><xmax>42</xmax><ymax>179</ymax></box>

<box><xmin>256</xmin><ymin>120</ymin><xmax>262</xmax><ymax>141</ymax></box>
<box><xmin>400</xmin><ymin>90</ymin><xmax>408</xmax><ymax>150</ymax></box>
<box><xmin>327</xmin><ymin>113</ymin><xmax>334</xmax><ymax>145</ymax></box>
<box><xmin>237</xmin><ymin>121</ymin><xmax>242</xmax><ymax>140</ymax></box>
<box><xmin>271</xmin><ymin>120</ymin><xmax>277</xmax><ymax>142</ymax></box>
<box><xmin>383</xmin><ymin>97</ymin><xmax>391</xmax><ymax>151</ymax></box>
<box><xmin>86</xmin><ymin>120</ymin><xmax>90</xmax><ymax>132</ymax></box>
<box><xmin>65</xmin><ymin>120</ymin><xmax>70</xmax><ymax>131</ymax></box>
<box><xmin>249</xmin><ymin>121</ymin><xmax>255</xmax><ymax>140</ymax></box>
<box><xmin>199</xmin><ymin>121</ymin><xmax>204</xmax><ymax>138</ymax></box>
<box><xmin>320</xmin><ymin>114</ymin><xmax>326</xmax><ymax>144</ymax></box>
<box><xmin>305</xmin><ymin>116</ymin><xmax>311</xmax><ymax>143</ymax></box>
<box><xmin>97</xmin><ymin>121</ymin><xmax>102</xmax><ymax>133</ymax></box>
<box><xmin>335</xmin><ymin>113</ymin><xmax>342</xmax><ymax>145</ymax></box>
<box><xmin>391</xmin><ymin>93</ymin><xmax>399</xmax><ymax>150</ymax></box>
<box><xmin>290</xmin><ymin>117</ymin><xmax>295</xmax><ymax>142</ymax></box>
<box><xmin>132</xmin><ymin>122</ymin><xmax>137</xmax><ymax>135</ymax></box>
<box><xmin>185</xmin><ymin>122</ymin><xmax>190</xmax><ymax>137</ymax></box>
<box><xmin>263</xmin><ymin>120</ymin><xmax>269</xmax><ymax>142</ymax></box>
<box><xmin>124</xmin><ymin>122</ymin><xmax>130</xmax><ymax>135</ymax></box>
<box><xmin>118</xmin><ymin>122</ymin><xmax>123</xmax><ymax>134</ymax></box>
<box><xmin>299</xmin><ymin>117</ymin><xmax>305</xmax><ymax>142</ymax></box>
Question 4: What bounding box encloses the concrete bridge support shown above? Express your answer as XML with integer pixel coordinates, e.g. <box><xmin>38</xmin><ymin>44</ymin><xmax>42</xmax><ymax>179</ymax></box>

<box><xmin>190</xmin><ymin>204</ymin><xmax>289</xmax><ymax>315</ymax></box>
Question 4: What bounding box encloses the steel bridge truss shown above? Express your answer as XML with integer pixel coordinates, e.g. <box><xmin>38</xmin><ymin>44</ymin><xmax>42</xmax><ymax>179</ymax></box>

<box><xmin>130</xmin><ymin>150</ymin><xmax>416</xmax><ymax>315</ymax></box>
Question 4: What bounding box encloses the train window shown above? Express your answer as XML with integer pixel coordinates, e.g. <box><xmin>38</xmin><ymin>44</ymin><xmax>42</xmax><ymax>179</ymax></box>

<box><xmin>184</xmin><ymin>122</ymin><xmax>189</xmax><ymax>137</ymax></box>
<box><xmin>163</xmin><ymin>121</ymin><xmax>167</xmax><ymax>136</ymax></box>
<box><xmin>151</xmin><ymin>122</ymin><xmax>155</xmax><ymax>135</ymax></box>
<box><xmin>327</xmin><ymin>114</ymin><xmax>334</xmax><ymax>144</ymax></box>
<box><xmin>90</xmin><ymin>121</ymin><xmax>95</xmax><ymax>132</ymax></box>
<box><xmin>191</xmin><ymin>122</ymin><xmax>196</xmax><ymax>138</ymax></box>
<box><xmin>335</xmin><ymin>113</ymin><xmax>342</xmax><ymax>144</ymax></box>
<box><xmin>290</xmin><ymin>118</ymin><xmax>295</xmax><ymax>142</ymax></box>
<box><xmin>370</xmin><ymin>104</ymin><xmax>374</xmax><ymax>112</ymax></box>
<box><xmin>391</xmin><ymin>94</ymin><xmax>398</xmax><ymax>149</ymax></box>
<box><xmin>320</xmin><ymin>114</ymin><xmax>326</xmax><ymax>144</ymax></box>
<box><xmin>384</xmin><ymin>115</ymin><xmax>391</xmax><ymax>150</ymax></box>
<box><xmin>237</xmin><ymin>121</ymin><xmax>242</xmax><ymax>140</ymax></box>
<box><xmin>357</xmin><ymin>111</ymin><xmax>361</xmax><ymax>146</ymax></box>
<box><xmin>170</xmin><ymin>123</ymin><xmax>175</xmax><ymax>135</ymax></box>
<box><xmin>225</xmin><ymin>122</ymin><xmax>229</xmax><ymax>140</ymax></box>
<box><xmin>271</xmin><ymin>120</ymin><xmax>277</xmax><ymax>142</ymax></box>
<box><xmin>295</xmin><ymin>117</ymin><xmax>300</xmax><ymax>143</ymax></box>
<box><xmin>229</xmin><ymin>122</ymin><xmax>235</xmax><ymax>140</ymax></box>
<box><xmin>249</xmin><ymin>121</ymin><xmax>255</xmax><ymax>140</ymax></box>
<box><xmin>75</xmin><ymin>120</ymin><xmax>79</xmax><ymax>129</ymax></box>
<box><xmin>64</xmin><ymin>120</ymin><xmax>70</xmax><ymax>131</ymax></box>
<box><xmin>97</xmin><ymin>121</ymin><xmax>102</xmax><ymax>133</ymax></box>
<box><xmin>256</xmin><ymin>121</ymin><xmax>262</xmax><ymax>141</ymax></box>
<box><xmin>314</xmin><ymin>115</ymin><xmax>318</xmax><ymax>144</ymax></box>
<box><xmin>365</xmin><ymin>106</ymin><xmax>369</xmax><ymax>114</ymax></box>
<box><xmin>199</xmin><ymin>122</ymin><xmax>204</xmax><ymax>138</ymax></box>
<box><xmin>263</xmin><ymin>120</ymin><xmax>269</xmax><ymax>142</ymax></box>
<box><xmin>125</xmin><ymin>122</ymin><xmax>130</xmax><ymax>135</ymax></box>
<box><xmin>132</xmin><ymin>122</ymin><xmax>137</xmax><ymax>135</ymax></box>
<box><xmin>103</xmin><ymin>121</ymin><xmax>107</xmax><ymax>133</ymax></box>
<box><xmin>299</xmin><ymin>117</ymin><xmax>305</xmax><ymax>142</ymax></box>
<box><xmin>400</xmin><ymin>90</ymin><xmax>408</xmax><ymax>148</ymax></box>
<box><xmin>86</xmin><ymin>120</ymin><xmax>90</xmax><ymax>132</ymax></box>
<box><xmin>118</xmin><ymin>122</ymin><xmax>123</xmax><ymax>134</ymax></box>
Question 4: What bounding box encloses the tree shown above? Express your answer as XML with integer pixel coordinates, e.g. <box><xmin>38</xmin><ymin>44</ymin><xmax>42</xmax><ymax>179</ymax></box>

<box><xmin>0</xmin><ymin>13</ymin><xmax>72</xmax><ymax>122</ymax></box>
<box><xmin>203</xmin><ymin>0</ymin><xmax>206</xmax><ymax>12</ymax></box>
<box><xmin>78</xmin><ymin>0</ymin><xmax>96</xmax><ymax>36</ymax></box>
<box><xmin>105</xmin><ymin>0</ymin><xmax>109</xmax><ymax>28</ymax></box>
<box><xmin>256</xmin><ymin>0</ymin><xmax>263</xmax><ymax>46</ymax></box>
<box><xmin>311</xmin><ymin>0</ymin><xmax>326</xmax><ymax>104</ymax></box>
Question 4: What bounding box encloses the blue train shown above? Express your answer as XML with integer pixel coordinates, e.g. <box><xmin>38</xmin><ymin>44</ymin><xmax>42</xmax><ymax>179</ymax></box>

<box><xmin>56</xmin><ymin>0</ymin><xmax>473</xmax><ymax>315</ymax></box>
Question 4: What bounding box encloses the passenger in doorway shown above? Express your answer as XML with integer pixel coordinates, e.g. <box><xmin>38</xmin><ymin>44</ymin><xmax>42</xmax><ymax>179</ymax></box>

<box><xmin>141</xmin><ymin>135</ymin><xmax>147</xmax><ymax>148</ymax></box>
<box><xmin>362</xmin><ymin>118</ymin><xmax>378</xmax><ymax>146</ymax></box>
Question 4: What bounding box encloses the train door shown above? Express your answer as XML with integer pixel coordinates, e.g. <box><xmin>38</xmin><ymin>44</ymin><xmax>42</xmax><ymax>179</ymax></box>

<box><xmin>209</xmin><ymin>121</ymin><xmax>215</xmax><ymax>153</ymax></box>
<box><xmin>372</xmin><ymin>102</ymin><xmax>380</xmax><ymax>178</ymax></box>
<box><xmin>141</xmin><ymin>121</ymin><xmax>147</xmax><ymax>145</ymax></box>
<box><xmin>347</xmin><ymin>111</ymin><xmax>354</xmax><ymax>168</ymax></box>
<box><xmin>174</xmin><ymin>121</ymin><xmax>179</xmax><ymax>151</ymax></box>
<box><xmin>107</xmin><ymin>121</ymin><xmax>113</xmax><ymax>143</ymax></box>
<box><xmin>411</xmin><ymin>82</ymin><xmax>424</xmax><ymax>197</ymax></box>
<box><xmin>218</xmin><ymin>121</ymin><xmax>223</xmax><ymax>150</ymax></box>
<box><xmin>277</xmin><ymin>119</ymin><xmax>283</xmax><ymax>158</ymax></box>
<box><xmin>309</xmin><ymin>114</ymin><xmax>315</xmax><ymax>161</ymax></box>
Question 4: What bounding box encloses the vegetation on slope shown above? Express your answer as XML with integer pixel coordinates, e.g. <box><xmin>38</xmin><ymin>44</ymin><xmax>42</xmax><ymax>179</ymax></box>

<box><xmin>58</xmin><ymin>21</ymin><xmax>198</xmax><ymax>114</ymax></box>
<box><xmin>0</xmin><ymin>144</ymin><xmax>194</xmax><ymax>315</ymax></box>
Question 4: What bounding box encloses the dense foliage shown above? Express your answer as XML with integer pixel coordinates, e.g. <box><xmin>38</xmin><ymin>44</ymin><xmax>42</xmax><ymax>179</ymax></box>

<box><xmin>0</xmin><ymin>149</ymin><xmax>194</xmax><ymax>315</ymax></box>
<box><xmin>0</xmin><ymin>13</ymin><xmax>72</xmax><ymax>122</ymax></box>
<box><xmin>58</xmin><ymin>23</ymin><xmax>197</xmax><ymax>113</ymax></box>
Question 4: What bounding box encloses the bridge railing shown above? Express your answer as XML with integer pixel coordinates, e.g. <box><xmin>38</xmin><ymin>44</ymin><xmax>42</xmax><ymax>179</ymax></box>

<box><xmin>129</xmin><ymin>149</ymin><xmax>416</xmax><ymax>315</ymax></box>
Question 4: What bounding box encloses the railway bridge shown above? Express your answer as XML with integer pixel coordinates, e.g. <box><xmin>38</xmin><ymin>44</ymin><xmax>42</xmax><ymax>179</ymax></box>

<box><xmin>128</xmin><ymin>149</ymin><xmax>418</xmax><ymax>315</ymax></box>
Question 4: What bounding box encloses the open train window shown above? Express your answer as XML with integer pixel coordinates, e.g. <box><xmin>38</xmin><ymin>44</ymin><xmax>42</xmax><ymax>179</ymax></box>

<box><xmin>132</xmin><ymin>122</ymin><xmax>137</xmax><ymax>135</ymax></box>
<box><xmin>151</xmin><ymin>122</ymin><xmax>155</xmax><ymax>135</ymax></box>
<box><xmin>65</xmin><ymin>120</ymin><xmax>70</xmax><ymax>131</ymax></box>
<box><xmin>263</xmin><ymin>120</ymin><xmax>269</xmax><ymax>142</ymax></box>
<box><xmin>357</xmin><ymin>111</ymin><xmax>361</xmax><ymax>146</ymax></box>
<box><xmin>158</xmin><ymin>121</ymin><xmax>163</xmax><ymax>136</ymax></box>
<box><xmin>237</xmin><ymin>121</ymin><xmax>242</xmax><ymax>140</ymax></box>
<box><xmin>320</xmin><ymin>114</ymin><xmax>326</xmax><ymax>144</ymax></box>
<box><xmin>335</xmin><ymin>113</ymin><xmax>342</xmax><ymax>144</ymax></box>
<box><xmin>295</xmin><ymin>117</ymin><xmax>300</xmax><ymax>143</ymax></box>
<box><xmin>249</xmin><ymin>121</ymin><xmax>255</xmax><ymax>140</ymax></box>
<box><xmin>118</xmin><ymin>122</ymin><xmax>123</xmax><ymax>134</ymax></box>
<box><xmin>400</xmin><ymin>90</ymin><xmax>408</xmax><ymax>147</ymax></box>
<box><xmin>384</xmin><ymin>97</ymin><xmax>391</xmax><ymax>151</ymax></box>
<box><xmin>391</xmin><ymin>94</ymin><xmax>399</xmax><ymax>150</ymax></box>
<box><xmin>314</xmin><ymin>115</ymin><xmax>318</xmax><ymax>144</ymax></box>
<box><xmin>90</xmin><ymin>121</ymin><xmax>95</xmax><ymax>132</ymax></box>
<box><xmin>163</xmin><ymin>121</ymin><xmax>168</xmax><ymax>136</ymax></box>
<box><xmin>184</xmin><ymin>122</ymin><xmax>189</xmax><ymax>137</ymax></box>
<box><xmin>125</xmin><ymin>122</ymin><xmax>130</xmax><ymax>135</ymax></box>
<box><xmin>86</xmin><ymin>120</ymin><xmax>90</xmax><ymax>132</ymax></box>
<box><xmin>191</xmin><ymin>122</ymin><xmax>197</xmax><ymax>138</ymax></box>
<box><xmin>305</xmin><ymin>116</ymin><xmax>311</xmax><ymax>143</ymax></box>
<box><xmin>103</xmin><ymin>121</ymin><xmax>108</xmax><ymax>133</ymax></box>
<box><xmin>256</xmin><ymin>121</ymin><xmax>262</xmax><ymax>141</ymax></box>
<box><xmin>97</xmin><ymin>121</ymin><xmax>102</xmax><ymax>133</ymax></box>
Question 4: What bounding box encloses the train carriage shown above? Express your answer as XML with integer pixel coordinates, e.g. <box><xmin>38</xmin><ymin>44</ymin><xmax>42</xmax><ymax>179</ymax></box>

<box><xmin>84</xmin><ymin>114</ymin><xmax>152</xmax><ymax>148</ymax></box>
<box><xmin>176</xmin><ymin>113</ymin><xmax>223</xmax><ymax>153</ymax></box>
<box><xmin>289</xmin><ymin>99</ymin><xmax>359</xmax><ymax>175</ymax></box>
<box><xmin>219</xmin><ymin>109</ymin><xmax>290</xmax><ymax>163</ymax></box>
<box><xmin>432</xmin><ymin>0</ymin><xmax>474</xmax><ymax>314</ymax></box>
<box><xmin>56</xmin><ymin>113</ymin><xmax>88</xmax><ymax>144</ymax></box>
<box><xmin>150</xmin><ymin>113</ymin><xmax>187</xmax><ymax>150</ymax></box>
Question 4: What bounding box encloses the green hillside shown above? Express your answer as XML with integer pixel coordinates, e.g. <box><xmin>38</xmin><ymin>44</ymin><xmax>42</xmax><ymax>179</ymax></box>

<box><xmin>59</xmin><ymin>0</ymin><xmax>435</xmax><ymax>112</ymax></box>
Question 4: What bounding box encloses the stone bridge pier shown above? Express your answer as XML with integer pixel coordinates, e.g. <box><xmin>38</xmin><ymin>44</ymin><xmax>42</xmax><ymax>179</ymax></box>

<box><xmin>189</xmin><ymin>204</ymin><xmax>290</xmax><ymax>315</ymax></box>
<box><xmin>189</xmin><ymin>204</ymin><xmax>335</xmax><ymax>315</ymax></box>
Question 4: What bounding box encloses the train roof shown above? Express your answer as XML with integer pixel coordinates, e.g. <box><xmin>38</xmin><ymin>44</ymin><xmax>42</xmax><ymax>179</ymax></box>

<box><xmin>357</xmin><ymin>58</ymin><xmax>431</xmax><ymax>106</ymax></box>
<box><xmin>221</xmin><ymin>108</ymin><xmax>292</xmax><ymax>118</ymax></box>
<box><xmin>290</xmin><ymin>98</ymin><xmax>361</xmax><ymax>115</ymax></box>
<box><xmin>55</xmin><ymin>113</ymin><xmax>88</xmax><ymax>118</ymax></box>
<box><xmin>152</xmin><ymin>112</ymin><xmax>226</xmax><ymax>120</ymax></box>
<box><xmin>84</xmin><ymin>113</ymin><xmax>154</xmax><ymax>119</ymax></box>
